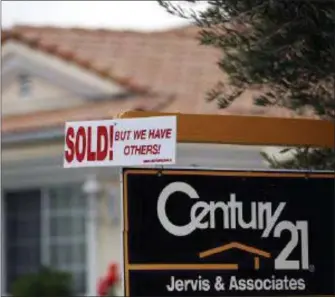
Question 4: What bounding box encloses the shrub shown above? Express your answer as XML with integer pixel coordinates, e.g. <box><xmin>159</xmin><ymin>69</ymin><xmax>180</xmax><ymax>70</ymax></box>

<box><xmin>11</xmin><ymin>267</ymin><xmax>72</xmax><ymax>297</ymax></box>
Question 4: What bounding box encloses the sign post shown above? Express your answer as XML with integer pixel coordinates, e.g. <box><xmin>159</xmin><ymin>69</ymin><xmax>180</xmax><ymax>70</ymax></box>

<box><xmin>122</xmin><ymin>168</ymin><xmax>334</xmax><ymax>296</ymax></box>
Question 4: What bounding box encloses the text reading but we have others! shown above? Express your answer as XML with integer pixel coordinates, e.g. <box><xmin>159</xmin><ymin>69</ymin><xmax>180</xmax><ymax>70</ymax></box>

<box><xmin>64</xmin><ymin>117</ymin><xmax>176</xmax><ymax>167</ymax></box>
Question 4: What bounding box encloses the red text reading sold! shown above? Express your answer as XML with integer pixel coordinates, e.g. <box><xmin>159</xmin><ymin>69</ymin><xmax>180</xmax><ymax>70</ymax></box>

<box><xmin>65</xmin><ymin>126</ymin><xmax>114</xmax><ymax>163</ymax></box>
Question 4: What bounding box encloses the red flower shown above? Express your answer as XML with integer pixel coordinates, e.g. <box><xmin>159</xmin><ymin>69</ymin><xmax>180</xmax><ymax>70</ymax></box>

<box><xmin>97</xmin><ymin>277</ymin><xmax>109</xmax><ymax>296</ymax></box>
<box><xmin>97</xmin><ymin>263</ymin><xmax>119</xmax><ymax>296</ymax></box>
<box><xmin>107</xmin><ymin>264</ymin><xmax>119</xmax><ymax>285</ymax></box>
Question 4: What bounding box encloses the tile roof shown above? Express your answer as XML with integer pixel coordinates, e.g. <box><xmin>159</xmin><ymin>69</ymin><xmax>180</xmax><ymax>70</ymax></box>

<box><xmin>2</xmin><ymin>25</ymin><xmax>312</xmax><ymax>134</ymax></box>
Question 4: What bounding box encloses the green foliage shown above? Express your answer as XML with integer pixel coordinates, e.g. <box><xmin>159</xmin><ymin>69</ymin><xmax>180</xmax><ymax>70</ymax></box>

<box><xmin>11</xmin><ymin>267</ymin><xmax>73</xmax><ymax>297</ymax></box>
<box><xmin>158</xmin><ymin>0</ymin><xmax>335</xmax><ymax>170</ymax></box>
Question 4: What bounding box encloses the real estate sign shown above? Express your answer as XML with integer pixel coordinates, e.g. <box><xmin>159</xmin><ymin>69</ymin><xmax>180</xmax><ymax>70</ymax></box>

<box><xmin>122</xmin><ymin>168</ymin><xmax>335</xmax><ymax>296</ymax></box>
<box><xmin>63</xmin><ymin>116</ymin><xmax>177</xmax><ymax>168</ymax></box>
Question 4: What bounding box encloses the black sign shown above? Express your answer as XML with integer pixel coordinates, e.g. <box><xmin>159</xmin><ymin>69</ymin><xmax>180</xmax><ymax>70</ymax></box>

<box><xmin>122</xmin><ymin>168</ymin><xmax>335</xmax><ymax>296</ymax></box>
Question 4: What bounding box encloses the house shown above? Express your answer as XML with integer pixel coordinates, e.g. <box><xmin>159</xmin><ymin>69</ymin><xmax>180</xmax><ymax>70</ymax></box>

<box><xmin>1</xmin><ymin>25</ymin><xmax>295</xmax><ymax>296</ymax></box>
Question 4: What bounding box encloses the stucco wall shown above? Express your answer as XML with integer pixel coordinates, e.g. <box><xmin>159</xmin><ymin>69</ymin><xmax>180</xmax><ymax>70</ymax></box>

<box><xmin>2</xmin><ymin>75</ymin><xmax>84</xmax><ymax>116</ymax></box>
<box><xmin>97</xmin><ymin>180</ymin><xmax>122</xmax><ymax>279</ymax></box>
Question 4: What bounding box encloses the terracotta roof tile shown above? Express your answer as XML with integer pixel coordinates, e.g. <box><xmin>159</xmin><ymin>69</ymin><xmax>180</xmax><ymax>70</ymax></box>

<box><xmin>3</xmin><ymin>26</ymin><xmax>151</xmax><ymax>94</ymax></box>
<box><xmin>2</xmin><ymin>25</ymin><xmax>315</xmax><ymax>134</ymax></box>
<box><xmin>2</xmin><ymin>94</ymin><xmax>172</xmax><ymax>134</ymax></box>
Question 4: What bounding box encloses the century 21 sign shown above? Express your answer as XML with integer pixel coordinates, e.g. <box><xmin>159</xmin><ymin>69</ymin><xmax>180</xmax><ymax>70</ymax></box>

<box><xmin>122</xmin><ymin>168</ymin><xmax>335</xmax><ymax>296</ymax></box>
<box><xmin>157</xmin><ymin>181</ymin><xmax>310</xmax><ymax>271</ymax></box>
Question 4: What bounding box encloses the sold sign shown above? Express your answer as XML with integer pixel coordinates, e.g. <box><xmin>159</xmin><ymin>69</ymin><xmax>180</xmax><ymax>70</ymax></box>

<box><xmin>63</xmin><ymin>116</ymin><xmax>177</xmax><ymax>168</ymax></box>
<box><xmin>65</xmin><ymin>125</ymin><xmax>114</xmax><ymax>163</ymax></box>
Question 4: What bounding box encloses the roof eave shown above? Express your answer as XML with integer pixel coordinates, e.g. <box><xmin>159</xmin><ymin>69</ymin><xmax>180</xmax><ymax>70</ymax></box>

<box><xmin>2</xmin><ymin>127</ymin><xmax>64</xmax><ymax>145</ymax></box>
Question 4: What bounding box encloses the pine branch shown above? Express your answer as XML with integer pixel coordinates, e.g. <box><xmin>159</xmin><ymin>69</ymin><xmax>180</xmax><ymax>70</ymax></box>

<box><xmin>158</xmin><ymin>0</ymin><xmax>335</xmax><ymax>170</ymax></box>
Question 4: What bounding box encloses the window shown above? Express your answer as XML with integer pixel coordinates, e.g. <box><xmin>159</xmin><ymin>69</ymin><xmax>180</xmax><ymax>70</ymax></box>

<box><xmin>4</xmin><ymin>185</ymin><xmax>87</xmax><ymax>294</ymax></box>
<box><xmin>47</xmin><ymin>186</ymin><xmax>87</xmax><ymax>294</ymax></box>
<box><xmin>5</xmin><ymin>190</ymin><xmax>41</xmax><ymax>289</ymax></box>
<box><xmin>18</xmin><ymin>74</ymin><xmax>31</xmax><ymax>98</ymax></box>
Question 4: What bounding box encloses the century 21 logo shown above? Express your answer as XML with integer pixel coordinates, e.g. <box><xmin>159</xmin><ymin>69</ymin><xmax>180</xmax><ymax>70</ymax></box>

<box><xmin>157</xmin><ymin>182</ymin><xmax>310</xmax><ymax>271</ymax></box>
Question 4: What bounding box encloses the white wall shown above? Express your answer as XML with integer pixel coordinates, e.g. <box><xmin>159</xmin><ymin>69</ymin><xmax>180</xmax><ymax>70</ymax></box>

<box><xmin>2</xmin><ymin>75</ymin><xmax>85</xmax><ymax>116</ymax></box>
<box><xmin>97</xmin><ymin>180</ymin><xmax>122</xmax><ymax>279</ymax></box>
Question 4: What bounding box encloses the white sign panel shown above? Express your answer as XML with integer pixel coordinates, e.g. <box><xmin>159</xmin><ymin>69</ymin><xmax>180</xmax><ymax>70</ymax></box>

<box><xmin>63</xmin><ymin>116</ymin><xmax>176</xmax><ymax>168</ymax></box>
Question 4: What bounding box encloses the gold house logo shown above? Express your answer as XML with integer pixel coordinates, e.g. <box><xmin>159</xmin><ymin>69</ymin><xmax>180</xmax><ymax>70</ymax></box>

<box><xmin>199</xmin><ymin>242</ymin><xmax>271</xmax><ymax>270</ymax></box>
